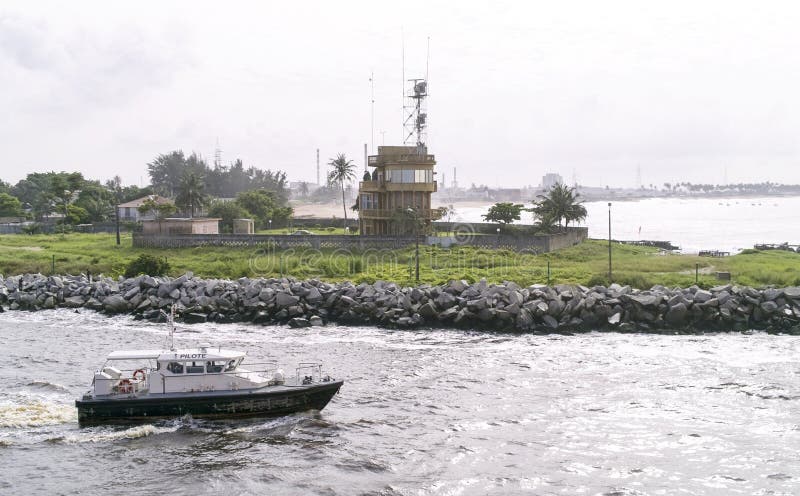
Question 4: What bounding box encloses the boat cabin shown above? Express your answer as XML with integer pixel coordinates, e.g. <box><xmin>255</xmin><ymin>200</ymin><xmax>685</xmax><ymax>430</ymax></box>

<box><xmin>92</xmin><ymin>344</ymin><xmax>281</xmax><ymax>397</ymax></box>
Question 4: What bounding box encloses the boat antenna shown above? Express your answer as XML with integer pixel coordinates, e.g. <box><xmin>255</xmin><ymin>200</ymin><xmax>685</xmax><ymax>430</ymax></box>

<box><xmin>169</xmin><ymin>304</ymin><xmax>176</xmax><ymax>351</ymax></box>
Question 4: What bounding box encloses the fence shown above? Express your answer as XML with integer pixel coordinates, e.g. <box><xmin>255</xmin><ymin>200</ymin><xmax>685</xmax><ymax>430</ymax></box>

<box><xmin>132</xmin><ymin>227</ymin><xmax>588</xmax><ymax>253</ymax></box>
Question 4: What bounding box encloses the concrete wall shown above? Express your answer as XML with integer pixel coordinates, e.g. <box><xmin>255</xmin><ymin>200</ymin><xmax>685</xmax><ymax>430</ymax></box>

<box><xmin>133</xmin><ymin>227</ymin><xmax>588</xmax><ymax>253</ymax></box>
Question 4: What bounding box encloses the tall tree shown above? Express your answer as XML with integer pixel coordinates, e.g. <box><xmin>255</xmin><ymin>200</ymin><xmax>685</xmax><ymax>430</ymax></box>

<box><xmin>483</xmin><ymin>202</ymin><xmax>524</xmax><ymax>224</ymax></box>
<box><xmin>49</xmin><ymin>172</ymin><xmax>85</xmax><ymax>221</ymax></box>
<box><xmin>327</xmin><ymin>153</ymin><xmax>356</xmax><ymax>228</ymax></box>
<box><xmin>175</xmin><ymin>171</ymin><xmax>208</xmax><ymax>218</ymax></box>
<box><xmin>75</xmin><ymin>181</ymin><xmax>115</xmax><ymax>222</ymax></box>
<box><xmin>532</xmin><ymin>183</ymin><xmax>586</xmax><ymax>230</ymax></box>
<box><xmin>0</xmin><ymin>192</ymin><xmax>22</xmax><ymax>217</ymax></box>
<box><xmin>147</xmin><ymin>151</ymin><xmax>188</xmax><ymax>197</ymax></box>
<box><xmin>234</xmin><ymin>189</ymin><xmax>293</xmax><ymax>229</ymax></box>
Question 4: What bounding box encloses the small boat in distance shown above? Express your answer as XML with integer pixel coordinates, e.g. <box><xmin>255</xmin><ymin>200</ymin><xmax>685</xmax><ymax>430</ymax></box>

<box><xmin>75</xmin><ymin>307</ymin><xmax>342</xmax><ymax>425</ymax></box>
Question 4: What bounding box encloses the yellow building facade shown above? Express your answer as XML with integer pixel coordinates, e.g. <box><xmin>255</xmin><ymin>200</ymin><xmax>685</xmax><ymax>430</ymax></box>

<box><xmin>358</xmin><ymin>145</ymin><xmax>438</xmax><ymax>236</ymax></box>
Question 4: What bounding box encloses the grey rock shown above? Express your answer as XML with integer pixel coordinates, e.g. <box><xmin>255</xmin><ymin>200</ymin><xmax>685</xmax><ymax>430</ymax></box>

<box><xmin>305</xmin><ymin>286</ymin><xmax>322</xmax><ymax>302</ymax></box>
<box><xmin>124</xmin><ymin>286</ymin><xmax>140</xmax><ymax>299</ymax></box>
<box><xmin>183</xmin><ymin>312</ymin><xmax>207</xmax><ymax>324</ymax></box>
<box><xmin>63</xmin><ymin>295</ymin><xmax>85</xmax><ymax>308</ymax></box>
<box><xmin>103</xmin><ymin>295</ymin><xmax>129</xmax><ymax>313</ymax></box>
<box><xmin>276</xmin><ymin>292</ymin><xmax>300</xmax><ymax>307</ymax></box>
<box><xmin>542</xmin><ymin>314</ymin><xmax>559</xmax><ymax>329</ymax></box>
<box><xmin>783</xmin><ymin>287</ymin><xmax>800</xmax><ymax>299</ymax></box>
<box><xmin>665</xmin><ymin>302</ymin><xmax>688</xmax><ymax>325</ymax></box>
<box><xmin>693</xmin><ymin>290</ymin><xmax>713</xmax><ymax>303</ymax></box>
<box><xmin>760</xmin><ymin>301</ymin><xmax>778</xmax><ymax>314</ymax></box>
<box><xmin>419</xmin><ymin>302</ymin><xmax>438</xmax><ymax>319</ymax></box>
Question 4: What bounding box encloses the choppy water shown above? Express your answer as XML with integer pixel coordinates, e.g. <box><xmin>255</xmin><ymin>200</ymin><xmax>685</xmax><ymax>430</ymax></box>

<box><xmin>452</xmin><ymin>195</ymin><xmax>800</xmax><ymax>253</ymax></box>
<box><xmin>2</xmin><ymin>310</ymin><xmax>800</xmax><ymax>495</ymax></box>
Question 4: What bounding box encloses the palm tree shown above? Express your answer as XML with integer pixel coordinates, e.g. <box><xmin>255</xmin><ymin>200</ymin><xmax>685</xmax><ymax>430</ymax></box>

<box><xmin>175</xmin><ymin>171</ymin><xmax>208</xmax><ymax>218</ymax></box>
<box><xmin>327</xmin><ymin>153</ymin><xmax>356</xmax><ymax>228</ymax></box>
<box><xmin>532</xmin><ymin>183</ymin><xmax>586</xmax><ymax>230</ymax></box>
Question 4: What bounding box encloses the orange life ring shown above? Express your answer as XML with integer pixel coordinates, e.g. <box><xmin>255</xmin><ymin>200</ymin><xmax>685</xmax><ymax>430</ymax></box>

<box><xmin>118</xmin><ymin>378</ymin><xmax>132</xmax><ymax>394</ymax></box>
<box><xmin>133</xmin><ymin>369</ymin><xmax>146</xmax><ymax>381</ymax></box>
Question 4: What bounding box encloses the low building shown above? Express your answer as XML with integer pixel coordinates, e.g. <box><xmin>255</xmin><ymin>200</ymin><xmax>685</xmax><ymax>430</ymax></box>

<box><xmin>233</xmin><ymin>218</ymin><xmax>255</xmax><ymax>234</ymax></box>
<box><xmin>142</xmin><ymin>217</ymin><xmax>220</xmax><ymax>235</ymax></box>
<box><xmin>118</xmin><ymin>195</ymin><xmax>173</xmax><ymax>222</ymax></box>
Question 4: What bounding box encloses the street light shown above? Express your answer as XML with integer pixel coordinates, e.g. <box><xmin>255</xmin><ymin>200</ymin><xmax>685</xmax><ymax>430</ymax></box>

<box><xmin>268</xmin><ymin>219</ymin><xmax>272</xmax><ymax>231</ymax></box>
<box><xmin>607</xmin><ymin>202</ymin><xmax>612</xmax><ymax>283</ymax></box>
<box><xmin>407</xmin><ymin>207</ymin><xmax>420</xmax><ymax>283</ymax></box>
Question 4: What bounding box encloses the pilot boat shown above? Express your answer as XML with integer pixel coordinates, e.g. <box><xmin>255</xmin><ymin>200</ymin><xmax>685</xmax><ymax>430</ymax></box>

<box><xmin>75</xmin><ymin>309</ymin><xmax>343</xmax><ymax>424</ymax></box>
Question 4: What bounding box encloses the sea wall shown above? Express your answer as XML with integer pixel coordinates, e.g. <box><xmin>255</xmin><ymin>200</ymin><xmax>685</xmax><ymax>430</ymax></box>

<box><xmin>2</xmin><ymin>273</ymin><xmax>800</xmax><ymax>333</ymax></box>
<box><xmin>132</xmin><ymin>227</ymin><xmax>588</xmax><ymax>253</ymax></box>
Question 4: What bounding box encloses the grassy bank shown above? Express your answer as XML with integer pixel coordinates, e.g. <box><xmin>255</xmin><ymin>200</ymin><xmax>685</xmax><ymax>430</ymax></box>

<box><xmin>0</xmin><ymin>233</ymin><xmax>798</xmax><ymax>289</ymax></box>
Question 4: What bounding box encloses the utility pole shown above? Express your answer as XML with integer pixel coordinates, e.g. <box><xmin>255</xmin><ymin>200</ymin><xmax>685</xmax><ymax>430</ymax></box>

<box><xmin>316</xmin><ymin>148</ymin><xmax>320</xmax><ymax>185</ymax></box>
<box><xmin>607</xmin><ymin>202</ymin><xmax>612</xmax><ymax>283</ymax></box>
<box><xmin>408</xmin><ymin>207</ymin><xmax>420</xmax><ymax>283</ymax></box>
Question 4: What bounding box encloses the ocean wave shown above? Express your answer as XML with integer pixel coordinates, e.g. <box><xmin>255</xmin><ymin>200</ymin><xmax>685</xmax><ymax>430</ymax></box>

<box><xmin>0</xmin><ymin>397</ymin><xmax>77</xmax><ymax>428</ymax></box>
<box><xmin>25</xmin><ymin>380</ymin><xmax>72</xmax><ymax>393</ymax></box>
<box><xmin>50</xmin><ymin>423</ymin><xmax>178</xmax><ymax>444</ymax></box>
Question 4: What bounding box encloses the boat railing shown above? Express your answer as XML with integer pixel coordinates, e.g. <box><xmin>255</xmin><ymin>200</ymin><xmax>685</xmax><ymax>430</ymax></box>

<box><xmin>296</xmin><ymin>362</ymin><xmax>326</xmax><ymax>385</ymax></box>
<box><xmin>94</xmin><ymin>374</ymin><xmax>148</xmax><ymax>395</ymax></box>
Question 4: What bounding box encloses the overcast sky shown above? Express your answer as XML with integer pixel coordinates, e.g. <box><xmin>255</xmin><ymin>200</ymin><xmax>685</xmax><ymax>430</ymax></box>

<box><xmin>2</xmin><ymin>0</ymin><xmax>799</xmax><ymax>189</ymax></box>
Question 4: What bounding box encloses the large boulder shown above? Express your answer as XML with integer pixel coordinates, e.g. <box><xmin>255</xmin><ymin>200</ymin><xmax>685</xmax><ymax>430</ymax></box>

<box><xmin>665</xmin><ymin>302</ymin><xmax>688</xmax><ymax>326</ymax></box>
<box><xmin>103</xmin><ymin>295</ymin><xmax>129</xmax><ymax>313</ymax></box>
<box><xmin>275</xmin><ymin>292</ymin><xmax>300</xmax><ymax>307</ymax></box>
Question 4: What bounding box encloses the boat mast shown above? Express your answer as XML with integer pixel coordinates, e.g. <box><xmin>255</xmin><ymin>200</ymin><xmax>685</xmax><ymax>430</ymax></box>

<box><xmin>169</xmin><ymin>304</ymin><xmax>176</xmax><ymax>351</ymax></box>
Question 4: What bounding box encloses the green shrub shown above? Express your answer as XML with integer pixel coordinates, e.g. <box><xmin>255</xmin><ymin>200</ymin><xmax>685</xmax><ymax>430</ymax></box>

<box><xmin>124</xmin><ymin>254</ymin><xmax>170</xmax><ymax>278</ymax></box>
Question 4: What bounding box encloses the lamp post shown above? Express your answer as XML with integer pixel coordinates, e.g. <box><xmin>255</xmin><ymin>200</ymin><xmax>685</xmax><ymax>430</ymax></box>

<box><xmin>114</xmin><ymin>201</ymin><xmax>120</xmax><ymax>246</ymax></box>
<box><xmin>407</xmin><ymin>208</ymin><xmax>420</xmax><ymax>283</ymax></box>
<box><xmin>496</xmin><ymin>227</ymin><xmax>500</xmax><ymax>248</ymax></box>
<box><xmin>268</xmin><ymin>219</ymin><xmax>272</xmax><ymax>231</ymax></box>
<box><xmin>607</xmin><ymin>202</ymin><xmax>612</xmax><ymax>283</ymax></box>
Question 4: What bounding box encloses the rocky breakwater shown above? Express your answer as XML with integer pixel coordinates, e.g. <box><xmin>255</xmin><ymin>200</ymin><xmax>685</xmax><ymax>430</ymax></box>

<box><xmin>2</xmin><ymin>273</ymin><xmax>800</xmax><ymax>333</ymax></box>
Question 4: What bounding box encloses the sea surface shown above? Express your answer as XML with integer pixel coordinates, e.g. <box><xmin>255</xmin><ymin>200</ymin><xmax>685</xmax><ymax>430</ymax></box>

<box><xmin>450</xmin><ymin>196</ymin><xmax>800</xmax><ymax>253</ymax></box>
<box><xmin>2</xmin><ymin>310</ymin><xmax>800</xmax><ymax>495</ymax></box>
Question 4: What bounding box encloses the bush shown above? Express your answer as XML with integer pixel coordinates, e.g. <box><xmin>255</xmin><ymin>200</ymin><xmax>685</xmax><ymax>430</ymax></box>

<box><xmin>124</xmin><ymin>254</ymin><xmax>170</xmax><ymax>278</ymax></box>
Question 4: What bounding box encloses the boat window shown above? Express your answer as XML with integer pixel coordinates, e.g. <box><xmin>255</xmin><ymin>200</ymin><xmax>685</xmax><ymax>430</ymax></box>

<box><xmin>186</xmin><ymin>362</ymin><xmax>204</xmax><ymax>374</ymax></box>
<box><xmin>166</xmin><ymin>362</ymin><xmax>184</xmax><ymax>374</ymax></box>
<box><xmin>206</xmin><ymin>361</ymin><xmax>225</xmax><ymax>373</ymax></box>
<box><xmin>224</xmin><ymin>360</ymin><xmax>237</xmax><ymax>372</ymax></box>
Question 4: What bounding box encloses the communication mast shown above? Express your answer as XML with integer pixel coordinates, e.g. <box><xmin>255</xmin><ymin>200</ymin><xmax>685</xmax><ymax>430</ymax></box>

<box><xmin>214</xmin><ymin>138</ymin><xmax>222</xmax><ymax>168</ymax></box>
<box><xmin>403</xmin><ymin>78</ymin><xmax>428</xmax><ymax>150</ymax></box>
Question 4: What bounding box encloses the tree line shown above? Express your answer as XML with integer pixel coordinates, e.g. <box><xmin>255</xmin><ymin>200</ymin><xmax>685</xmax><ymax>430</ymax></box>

<box><xmin>0</xmin><ymin>149</ymin><xmax>292</xmax><ymax>228</ymax></box>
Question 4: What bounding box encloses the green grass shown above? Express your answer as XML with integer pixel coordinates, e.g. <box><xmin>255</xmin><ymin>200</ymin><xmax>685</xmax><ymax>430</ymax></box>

<box><xmin>0</xmin><ymin>233</ymin><xmax>798</xmax><ymax>289</ymax></box>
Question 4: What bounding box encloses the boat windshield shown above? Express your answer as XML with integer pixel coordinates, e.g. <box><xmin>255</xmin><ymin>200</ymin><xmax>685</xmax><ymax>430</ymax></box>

<box><xmin>161</xmin><ymin>358</ymin><xmax>242</xmax><ymax>374</ymax></box>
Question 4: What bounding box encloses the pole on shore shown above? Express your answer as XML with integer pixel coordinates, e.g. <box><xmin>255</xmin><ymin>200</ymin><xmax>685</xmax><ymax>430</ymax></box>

<box><xmin>696</xmin><ymin>263</ymin><xmax>699</xmax><ymax>284</ymax></box>
<box><xmin>547</xmin><ymin>259</ymin><xmax>551</xmax><ymax>286</ymax></box>
<box><xmin>607</xmin><ymin>202</ymin><xmax>612</xmax><ymax>283</ymax></box>
<box><xmin>51</xmin><ymin>254</ymin><xmax>55</xmax><ymax>274</ymax></box>
<box><xmin>115</xmin><ymin>203</ymin><xmax>121</xmax><ymax>245</ymax></box>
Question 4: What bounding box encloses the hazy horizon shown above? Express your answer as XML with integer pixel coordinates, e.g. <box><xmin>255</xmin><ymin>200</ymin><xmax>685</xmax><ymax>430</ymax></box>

<box><xmin>2</xmin><ymin>0</ymin><xmax>799</xmax><ymax>189</ymax></box>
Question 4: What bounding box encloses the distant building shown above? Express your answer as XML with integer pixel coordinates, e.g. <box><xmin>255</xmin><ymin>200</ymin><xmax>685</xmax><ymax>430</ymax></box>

<box><xmin>142</xmin><ymin>217</ymin><xmax>220</xmax><ymax>235</ymax></box>
<box><xmin>541</xmin><ymin>173</ymin><xmax>564</xmax><ymax>190</ymax></box>
<box><xmin>117</xmin><ymin>195</ymin><xmax>172</xmax><ymax>222</ymax></box>
<box><xmin>358</xmin><ymin>145</ymin><xmax>438</xmax><ymax>236</ymax></box>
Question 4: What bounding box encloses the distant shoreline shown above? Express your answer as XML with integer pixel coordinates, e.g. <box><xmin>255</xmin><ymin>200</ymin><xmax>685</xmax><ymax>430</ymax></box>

<box><xmin>293</xmin><ymin>193</ymin><xmax>800</xmax><ymax>219</ymax></box>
